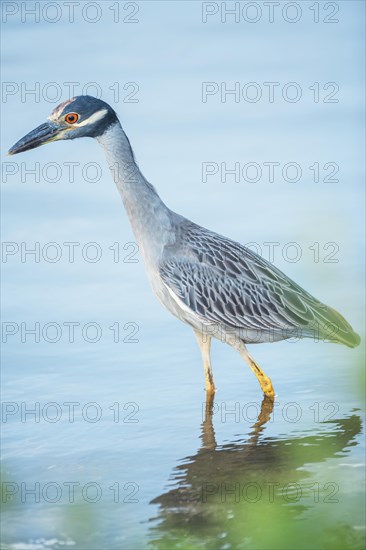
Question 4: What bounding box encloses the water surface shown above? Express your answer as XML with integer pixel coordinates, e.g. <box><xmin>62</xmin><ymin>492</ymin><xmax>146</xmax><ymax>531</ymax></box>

<box><xmin>1</xmin><ymin>2</ymin><xmax>365</xmax><ymax>548</ymax></box>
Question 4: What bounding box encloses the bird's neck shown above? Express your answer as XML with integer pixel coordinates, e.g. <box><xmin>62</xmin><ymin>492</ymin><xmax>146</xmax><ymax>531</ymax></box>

<box><xmin>97</xmin><ymin>121</ymin><xmax>172</xmax><ymax>262</ymax></box>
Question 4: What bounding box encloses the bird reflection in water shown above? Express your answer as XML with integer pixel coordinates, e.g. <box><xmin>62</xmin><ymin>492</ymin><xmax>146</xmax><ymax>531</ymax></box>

<box><xmin>149</xmin><ymin>394</ymin><xmax>362</xmax><ymax>549</ymax></box>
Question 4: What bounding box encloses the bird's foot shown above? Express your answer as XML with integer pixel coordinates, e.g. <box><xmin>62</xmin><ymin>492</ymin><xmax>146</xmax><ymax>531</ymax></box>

<box><xmin>205</xmin><ymin>370</ymin><xmax>216</xmax><ymax>396</ymax></box>
<box><xmin>247</xmin><ymin>357</ymin><xmax>275</xmax><ymax>400</ymax></box>
<box><xmin>261</xmin><ymin>379</ymin><xmax>275</xmax><ymax>401</ymax></box>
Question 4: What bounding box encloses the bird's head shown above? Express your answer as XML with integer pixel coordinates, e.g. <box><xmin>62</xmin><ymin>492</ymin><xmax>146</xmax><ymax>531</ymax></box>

<box><xmin>8</xmin><ymin>95</ymin><xmax>118</xmax><ymax>155</ymax></box>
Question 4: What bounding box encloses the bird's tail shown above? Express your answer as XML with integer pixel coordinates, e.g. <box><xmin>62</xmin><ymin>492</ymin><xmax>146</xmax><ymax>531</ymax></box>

<box><xmin>311</xmin><ymin>302</ymin><xmax>360</xmax><ymax>348</ymax></box>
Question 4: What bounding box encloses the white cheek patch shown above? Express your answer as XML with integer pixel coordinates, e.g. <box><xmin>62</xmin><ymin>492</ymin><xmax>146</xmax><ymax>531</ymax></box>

<box><xmin>75</xmin><ymin>108</ymin><xmax>108</xmax><ymax>127</ymax></box>
<box><xmin>48</xmin><ymin>107</ymin><xmax>108</xmax><ymax>127</ymax></box>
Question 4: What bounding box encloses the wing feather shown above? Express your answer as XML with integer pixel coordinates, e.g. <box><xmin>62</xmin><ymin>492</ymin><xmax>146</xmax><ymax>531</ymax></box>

<box><xmin>159</xmin><ymin>221</ymin><xmax>360</xmax><ymax>347</ymax></box>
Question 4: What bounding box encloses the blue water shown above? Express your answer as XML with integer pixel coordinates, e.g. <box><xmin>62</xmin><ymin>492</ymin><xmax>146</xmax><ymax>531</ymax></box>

<box><xmin>1</xmin><ymin>2</ymin><xmax>365</xmax><ymax>548</ymax></box>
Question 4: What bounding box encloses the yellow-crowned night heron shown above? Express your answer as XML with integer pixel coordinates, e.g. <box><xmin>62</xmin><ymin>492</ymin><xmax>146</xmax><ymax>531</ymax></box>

<box><xmin>8</xmin><ymin>96</ymin><xmax>360</xmax><ymax>400</ymax></box>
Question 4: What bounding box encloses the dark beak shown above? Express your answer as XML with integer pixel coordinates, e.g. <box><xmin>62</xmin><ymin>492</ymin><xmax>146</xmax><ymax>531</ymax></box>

<box><xmin>8</xmin><ymin>121</ymin><xmax>61</xmax><ymax>155</ymax></box>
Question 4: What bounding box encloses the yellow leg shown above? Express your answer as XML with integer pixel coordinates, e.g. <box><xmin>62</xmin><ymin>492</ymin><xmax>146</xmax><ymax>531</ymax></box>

<box><xmin>194</xmin><ymin>329</ymin><xmax>216</xmax><ymax>394</ymax></box>
<box><xmin>238</xmin><ymin>344</ymin><xmax>275</xmax><ymax>400</ymax></box>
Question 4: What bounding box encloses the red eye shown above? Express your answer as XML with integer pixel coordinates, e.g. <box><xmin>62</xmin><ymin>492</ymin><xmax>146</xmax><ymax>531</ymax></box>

<box><xmin>65</xmin><ymin>112</ymin><xmax>79</xmax><ymax>124</ymax></box>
